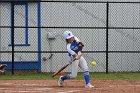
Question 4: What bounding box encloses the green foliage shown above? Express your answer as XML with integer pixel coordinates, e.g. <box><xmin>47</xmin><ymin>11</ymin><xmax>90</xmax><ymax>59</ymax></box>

<box><xmin>0</xmin><ymin>72</ymin><xmax>140</xmax><ymax>80</ymax></box>
<box><xmin>89</xmin><ymin>72</ymin><xmax>140</xmax><ymax>80</ymax></box>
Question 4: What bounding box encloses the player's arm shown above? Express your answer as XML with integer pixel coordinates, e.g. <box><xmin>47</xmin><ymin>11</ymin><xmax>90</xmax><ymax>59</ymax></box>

<box><xmin>67</xmin><ymin>44</ymin><xmax>80</xmax><ymax>60</ymax></box>
<box><xmin>78</xmin><ymin>42</ymin><xmax>84</xmax><ymax>51</ymax></box>
<box><xmin>74</xmin><ymin>36</ymin><xmax>84</xmax><ymax>51</ymax></box>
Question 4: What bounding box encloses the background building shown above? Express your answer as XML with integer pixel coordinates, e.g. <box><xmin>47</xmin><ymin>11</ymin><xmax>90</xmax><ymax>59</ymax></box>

<box><xmin>0</xmin><ymin>0</ymin><xmax>140</xmax><ymax>72</ymax></box>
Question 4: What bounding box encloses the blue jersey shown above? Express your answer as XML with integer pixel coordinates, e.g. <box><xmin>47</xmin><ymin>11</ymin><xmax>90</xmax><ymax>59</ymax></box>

<box><xmin>68</xmin><ymin>40</ymin><xmax>79</xmax><ymax>57</ymax></box>
<box><xmin>66</xmin><ymin>36</ymin><xmax>80</xmax><ymax>57</ymax></box>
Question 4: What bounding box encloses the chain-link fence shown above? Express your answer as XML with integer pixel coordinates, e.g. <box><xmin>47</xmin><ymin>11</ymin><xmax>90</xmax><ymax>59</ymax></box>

<box><xmin>0</xmin><ymin>1</ymin><xmax>140</xmax><ymax>75</ymax></box>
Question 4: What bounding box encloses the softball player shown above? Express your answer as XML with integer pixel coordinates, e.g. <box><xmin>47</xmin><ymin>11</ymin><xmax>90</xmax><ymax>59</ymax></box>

<box><xmin>58</xmin><ymin>31</ymin><xmax>94</xmax><ymax>88</ymax></box>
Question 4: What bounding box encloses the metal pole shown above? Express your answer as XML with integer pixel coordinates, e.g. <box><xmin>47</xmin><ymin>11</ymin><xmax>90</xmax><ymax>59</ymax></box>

<box><xmin>37</xmin><ymin>0</ymin><xmax>41</xmax><ymax>73</ymax></box>
<box><xmin>0</xmin><ymin>2</ymin><xmax>1</xmax><ymax>61</ymax></box>
<box><xmin>106</xmin><ymin>2</ymin><xmax>109</xmax><ymax>74</ymax></box>
<box><xmin>11</xmin><ymin>1</ymin><xmax>15</xmax><ymax>75</ymax></box>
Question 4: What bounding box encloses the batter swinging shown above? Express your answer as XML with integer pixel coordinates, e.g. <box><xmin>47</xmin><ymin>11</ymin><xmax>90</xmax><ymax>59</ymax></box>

<box><xmin>58</xmin><ymin>31</ymin><xmax>94</xmax><ymax>88</ymax></box>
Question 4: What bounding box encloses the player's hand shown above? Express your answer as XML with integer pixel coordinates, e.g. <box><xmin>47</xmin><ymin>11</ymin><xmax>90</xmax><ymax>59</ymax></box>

<box><xmin>69</xmin><ymin>55</ymin><xmax>81</xmax><ymax>63</ymax></box>
<box><xmin>78</xmin><ymin>51</ymin><xmax>82</xmax><ymax>55</ymax></box>
<box><xmin>69</xmin><ymin>57</ymin><xmax>75</xmax><ymax>63</ymax></box>
<box><xmin>75</xmin><ymin>55</ymin><xmax>81</xmax><ymax>60</ymax></box>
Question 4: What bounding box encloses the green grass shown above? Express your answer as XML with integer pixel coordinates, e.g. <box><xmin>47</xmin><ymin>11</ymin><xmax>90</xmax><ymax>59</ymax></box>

<box><xmin>0</xmin><ymin>71</ymin><xmax>140</xmax><ymax>80</ymax></box>
<box><xmin>89</xmin><ymin>72</ymin><xmax>140</xmax><ymax>80</ymax></box>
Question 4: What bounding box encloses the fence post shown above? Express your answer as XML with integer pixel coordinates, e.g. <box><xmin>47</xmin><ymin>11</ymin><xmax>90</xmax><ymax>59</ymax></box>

<box><xmin>11</xmin><ymin>1</ymin><xmax>15</xmax><ymax>75</ymax></box>
<box><xmin>0</xmin><ymin>2</ymin><xmax>1</xmax><ymax>61</ymax></box>
<box><xmin>37</xmin><ymin>0</ymin><xmax>41</xmax><ymax>73</ymax></box>
<box><xmin>106</xmin><ymin>2</ymin><xmax>109</xmax><ymax>74</ymax></box>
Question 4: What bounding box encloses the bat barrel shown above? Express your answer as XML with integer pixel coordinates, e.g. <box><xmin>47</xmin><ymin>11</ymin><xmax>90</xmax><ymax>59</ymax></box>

<box><xmin>51</xmin><ymin>63</ymin><xmax>70</xmax><ymax>77</ymax></box>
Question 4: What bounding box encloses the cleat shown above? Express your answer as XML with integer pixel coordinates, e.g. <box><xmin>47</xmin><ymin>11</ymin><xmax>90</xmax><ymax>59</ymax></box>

<box><xmin>58</xmin><ymin>76</ymin><xmax>64</xmax><ymax>87</ymax></box>
<box><xmin>85</xmin><ymin>83</ymin><xmax>94</xmax><ymax>88</ymax></box>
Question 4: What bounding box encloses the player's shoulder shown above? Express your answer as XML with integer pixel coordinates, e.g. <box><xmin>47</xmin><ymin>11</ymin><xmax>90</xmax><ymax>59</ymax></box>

<box><xmin>74</xmin><ymin>36</ymin><xmax>80</xmax><ymax>42</ymax></box>
<box><xmin>66</xmin><ymin>44</ymin><xmax>71</xmax><ymax>49</ymax></box>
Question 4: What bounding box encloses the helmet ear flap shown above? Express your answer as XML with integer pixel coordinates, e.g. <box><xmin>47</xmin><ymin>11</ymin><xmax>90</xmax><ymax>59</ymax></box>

<box><xmin>66</xmin><ymin>39</ymin><xmax>69</xmax><ymax>43</ymax></box>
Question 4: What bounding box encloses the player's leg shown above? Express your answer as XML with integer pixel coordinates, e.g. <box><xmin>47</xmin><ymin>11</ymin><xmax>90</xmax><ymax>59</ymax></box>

<box><xmin>79</xmin><ymin>56</ymin><xmax>94</xmax><ymax>88</ymax></box>
<box><xmin>62</xmin><ymin>60</ymin><xmax>79</xmax><ymax>79</ymax></box>
<box><xmin>79</xmin><ymin>56</ymin><xmax>90</xmax><ymax>85</ymax></box>
<box><xmin>58</xmin><ymin>60</ymin><xmax>79</xmax><ymax>86</ymax></box>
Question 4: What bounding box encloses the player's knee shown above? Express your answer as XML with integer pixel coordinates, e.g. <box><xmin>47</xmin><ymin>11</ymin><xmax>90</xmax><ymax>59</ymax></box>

<box><xmin>70</xmin><ymin>73</ymin><xmax>77</xmax><ymax>78</ymax></box>
<box><xmin>71</xmin><ymin>75</ymin><xmax>77</xmax><ymax>78</ymax></box>
<box><xmin>84</xmin><ymin>71</ymin><xmax>89</xmax><ymax>75</ymax></box>
<box><xmin>83</xmin><ymin>68</ymin><xmax>89</xmax><ymax>72</ymax></box>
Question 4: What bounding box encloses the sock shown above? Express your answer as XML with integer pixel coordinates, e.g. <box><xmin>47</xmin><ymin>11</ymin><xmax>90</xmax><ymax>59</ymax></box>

<box><xmin>61</xmin><ymin>74</ymin><xmax>71</xmax><ymax>81</ymax></box>
<box><xmin>84</xmin><ymin>71</ymin><xmax>90</xmax><ymax>85</ymax></box>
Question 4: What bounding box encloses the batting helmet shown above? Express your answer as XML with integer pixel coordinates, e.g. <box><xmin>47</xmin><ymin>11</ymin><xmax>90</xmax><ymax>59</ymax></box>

<box><xmin>63</xmin><ymin>31</ymin><xmax>74</xmax><ymax>39</ymax></box>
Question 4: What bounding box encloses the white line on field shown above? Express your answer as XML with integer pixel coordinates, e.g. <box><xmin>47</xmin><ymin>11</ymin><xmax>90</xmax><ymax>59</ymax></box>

<box><xmin>0</xmin><ymin>83</ymin><xmax>13</xmax><ymax>85</ymax></box>
<box><xmin>30</xmin><ymin>87</ymin><xmax>53</xmax><ymax>90</ymax></box>
<box><xmin>127</xmin><ymin>85</ymin><xmax>140</xmax><ymax>87</ymax></box>
<box><xmin>108</xmin><ymin>84</ymin><xmax>140</xmax><ymax>87</ymax></box>
<box><xmin>1</xmin><ymin>90</ymin><xmax>29</xmax><ymax>93</ymax></box>
<box><xmin>58</xmin><ymin>90</ymin><xmax>80</xmax><ymax>93</ymax></box>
